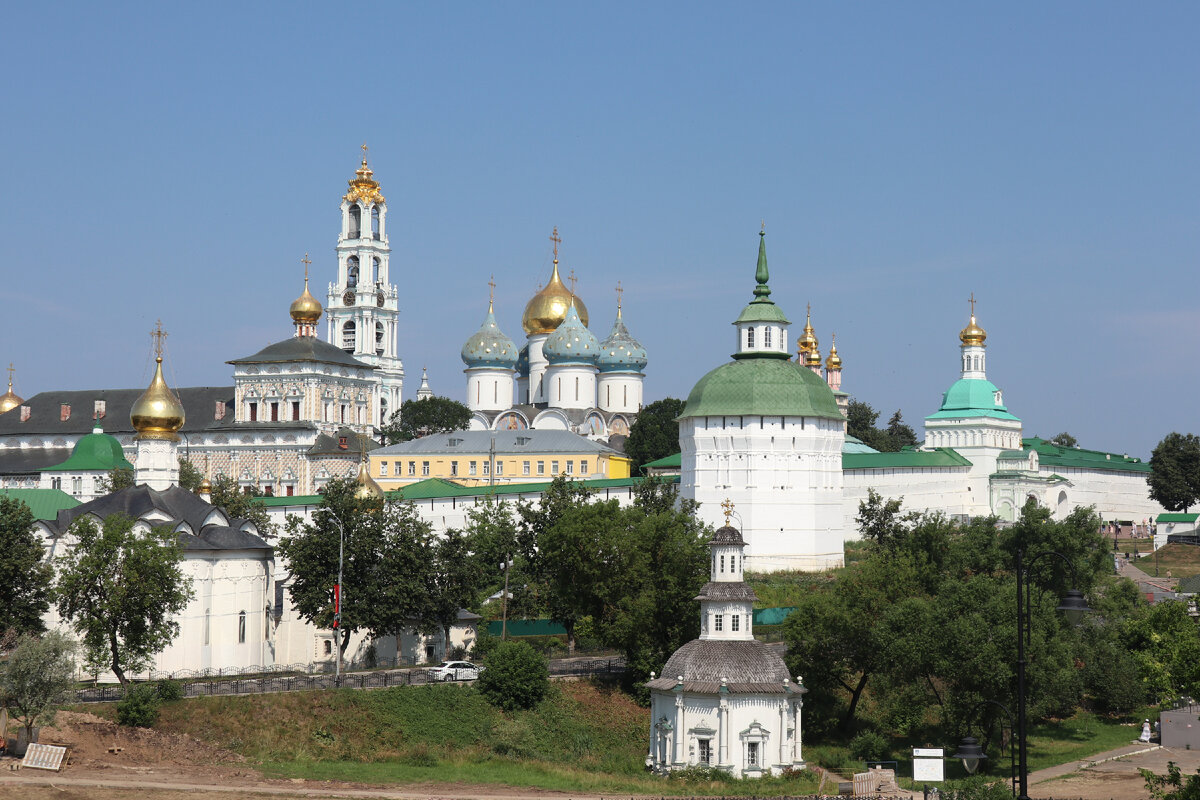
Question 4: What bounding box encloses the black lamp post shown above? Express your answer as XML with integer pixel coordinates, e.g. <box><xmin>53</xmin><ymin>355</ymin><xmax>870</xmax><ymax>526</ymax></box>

<box><xmin>953</xmin><ymin>700</ymin><xmax>1016</xmax><ymax>795</ymax></box>
<box><xmin>958</xmin><ymin>547</ymin><xmax>1091</xmax><ymax>800</ymax></box>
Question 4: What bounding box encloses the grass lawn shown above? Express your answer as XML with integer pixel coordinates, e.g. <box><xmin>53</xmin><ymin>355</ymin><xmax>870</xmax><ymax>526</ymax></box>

<box><xmin>1135</xmin><ymin>542</ymin><xmax>1200</xmax><ymax>581</ymax></box>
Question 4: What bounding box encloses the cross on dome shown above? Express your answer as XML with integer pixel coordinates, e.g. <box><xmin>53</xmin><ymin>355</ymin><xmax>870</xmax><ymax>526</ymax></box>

<box><xmin>549</xmin><ymin>226</ymin><xmax>561</xmax><ymax>262</ymax></box>
<box><xmin>150</xmin><ymin>319</ymin><xmax>168</xmax><ymax>359</ymax></box>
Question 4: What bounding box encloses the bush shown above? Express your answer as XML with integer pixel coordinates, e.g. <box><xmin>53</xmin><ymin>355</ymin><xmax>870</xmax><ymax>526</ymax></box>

<box><xmin>471</xmin><ymin>626</ymin><xmax>498</xmax><ymax>661</ymax></box>
<box><xmin>156</xmin><ymin>679</ymin><xmax>185</xmax><ymax>702</ymax></box>
<box><xmin>117</xmin><ymin>683</ymin><xmax>162</xmax><ymax>727</ymax></box>
<box><xmin>477</xmin><ymin>640</ymin><xmax>549</xmax><ymax>711</ymax></box>
<box><xmin>849</xmin><ymin>729</ymin><xmax>890</xmax><ymax>763</ymax></box>
<box><xmin>943</xmin><ymin>776</ymin><xmax>1017</xmax><ymax>800</ymax></box>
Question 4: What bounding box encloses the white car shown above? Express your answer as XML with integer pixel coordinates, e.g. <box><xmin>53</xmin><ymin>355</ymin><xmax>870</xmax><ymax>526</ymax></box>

<box><xmin>427</xmin><ymin>660</ymin><xmax>483</xmax><ymax>682</ymax></box>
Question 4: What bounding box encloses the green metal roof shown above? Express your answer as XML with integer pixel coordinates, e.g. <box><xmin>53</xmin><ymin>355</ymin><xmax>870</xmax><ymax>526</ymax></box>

<box><xmin>1023</xmin><ymin>437</ymin><xmax>1151</xmax><ymax>473</ymax></box>
<box><xmin>753</xmin><ymin>607</ymin><xmax>796</xmax><ymax>626</ymax></box>
<box><xmin>0</xmin><ymin>488</ymin><xmax>80</xmax><ymax>521</ymax></box>
<box><xmin>485</xmin><ymin>619</ymin><xmax>567</xmax><ymax>637</ymax></box>
<box><xmin>42</xmin><ymin>429</ymin><xmax>133</xmax><ymax>472</ymax></box>
<box><xmin>925</xmin><ymin>378</ymin><xmax>1020</xmax><ymax>422</ymax></box>
<box><xmin>258</xmin><ymin>474</ymin><xmax>676</xmax><ymax>507</ymax></box>
<box><xmin>679</xmin><ymin>358</ymin><xmax>843</xmax><ymax>421</ymax></box>
<box><xmin>644</xmin><ymin>452</ymin><xmax>681</xmax><ymax>469</ymax></box>
<box><xmin>843</xmin><ymin>447</ymin><xmax>973</xmax><ymax>470</ymax></box>
<box><xmin>1158</xmin><ymin>513</ymin><xmax>1199</xmax><ymax>523</ymax></box>
<box><xmin>998</xmin><ymin>450</ymin><xmax>1028</xmax><ymax>460</ymax></box>
<box><xmin>734</xmin><ymin>301</ymin><xmax>791</xmax><ymax>325</ymax></box>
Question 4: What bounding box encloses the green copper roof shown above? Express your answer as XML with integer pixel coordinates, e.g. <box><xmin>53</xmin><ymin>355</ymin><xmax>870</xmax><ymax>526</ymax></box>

<box><xmin>843</xmin><ymin>447</ymin><xmax>973</xmax><ymax>470</ymax></box>
<box><xmin>679</xmin><ymin>358</ymin><xmax>843</xmax><ymax>420</ymax></box>
<box><xmin>1158</xmin><ymin>513</ymin><xmax>1199</xmax><ymax>523</ymax></box>
<box><xmin>0</xmin><ymin>488</ymin><xmax>80</xmax><ymax>521</ymax></box>
<box><xmin>643</xmin><ymin>452</ymin><xmax>681</xmax><ymax>469</ymax></box>
<box><xmin>734</xmin><ymin>231</ymin><xmax>791</xmax><ymax>325</ymax></box>
<box><xmin>43</xmin><ymin>428</ymin><xmax>133</xmax><ymax>472</ymax></box>
<box><xmin>1023</xmin><ymin>437</ymin><xmax>1151</xmax><ymax>473</ymax></box>
<box><xmin>925</xmin><ymin>378</ymin><xmax>1021</xmax><ymax>422</ymax></box>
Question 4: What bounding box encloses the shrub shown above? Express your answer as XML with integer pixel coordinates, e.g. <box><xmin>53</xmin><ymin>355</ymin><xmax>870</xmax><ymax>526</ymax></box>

<box><xmin>477</xmin><ymin>640</ymin><xmax>549</xmax><ymax>711</ymax></box>
<box><xmin>156</xmin><ymin>679</ymin><xmax>185</xmax><ymax>702</ymax></box>
<box><xmin>849</xmin><ymin>729</ymin><xmax>890</xmax><ymax>763</ymax></box>
<box><xmin>117</xmin><ymin>683</ymin><xmax>162</xmax><ymax>727</ymax></box>
<box><xmin>471</xmin><ymin>626</ymin><xmax>498</xmax><ymax>661</ymax></box>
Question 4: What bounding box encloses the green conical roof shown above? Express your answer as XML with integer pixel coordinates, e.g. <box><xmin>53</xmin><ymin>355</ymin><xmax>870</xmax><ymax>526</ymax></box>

<box><xmin>43</xmin><ymin>427</ymin><xmax>133</xmax><ymax>472</ymax></box>
<box><xmin>734</xmin><ymin>231</ymin><xmax>790</xmax><ymax>326</ymax></box>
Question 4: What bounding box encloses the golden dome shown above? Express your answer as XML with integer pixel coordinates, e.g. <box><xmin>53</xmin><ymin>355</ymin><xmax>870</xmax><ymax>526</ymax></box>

<box><xmin>289</xmin><ymin>275</ymin><xmax>323</xmax><ymax>324</ymax></box>
<box><xmin>960</xmin><ymin>315</ymin><xmax>987</xmax><ymax>346</ymax></box>
<box><xmin>804</xmin><ymin>345</ymin><xmax>822</xmax><ymax>368</ymax></box>
<box><xmin>825</xmin><ymin>334</ymin><xmax>842</xmax><ymax>371</ymax></box>
<box><xmin>353</xmin><ymin>458</ymin><xmax>385</xmax><ymax>501</ymax></box>
<box><xmin>796</xmin><ymin>304</ymin><xmax>818</xmax><ymax>357</ymax></box>
<box><xmin>522</xmin><ymin>257</ymin><xmax>589</xmax><ymax>335</ymax></box>
<box><xmin>131</xmin><ymin>357</ymin><xmax>186</xmax><ymax>440</ymax></box>
<box><xmin>197</xmin><ymin>476</ymin><xmax>212</xmax><ymax>495</ymax></box>
<box><xmin>0</xmin><ymin>366</ymin><xmax>22</xmax><ymax>415</ymax></box>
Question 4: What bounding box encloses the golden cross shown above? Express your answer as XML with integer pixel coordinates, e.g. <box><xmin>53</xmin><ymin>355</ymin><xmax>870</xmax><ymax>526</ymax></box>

<box><xmin>549</xmin><ymin>226</ymin><xmax>561</xmax><ymax>261</ymax></box>
<box><xmin>301</xmin><ymin>252</ymin><xmax>312</xmax><ymax>282</ymax></box>
<box><xmin>721</xmin><ymin>498</ymin><xmax>734</xmax><ymax>526</ymax></box>
<box><xmin>488</xmin><ymin>274</ymin><xmax>496</xmax><ymax>307</ymax></box>
<box><xmin>6</xmin><ymin>363</ymin><xmax>13</xmax><ymax>388</ymax></box>
<box><xmin>361</xmin><ymin>142</ymin><xmax>369</xmax><ymax>162</ymax></box>
<box><xmin>616</xmin><ymin>280</ymin><xmax>623</xmax><ymax>310</ymax></box>
<box><xmin>969</xmin><ymin>292</ymin><xmax>976</xmax><ymax>318</ymax></box>
<box><xmin>150</xmin><ymin>320</ymin><xmax>168</xmax><ymax>359</ymax></box>
<box><xmin>567</xmin><ymin>269</ymin><xmax>577</xmax><ymax>294</ymax></box>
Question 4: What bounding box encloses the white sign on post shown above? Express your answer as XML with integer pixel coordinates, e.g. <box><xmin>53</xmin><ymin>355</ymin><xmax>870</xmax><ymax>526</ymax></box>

<box><xmin>913</xmin><ymin>748</ymin><xmax>945</xmax><ymax>782</ymax></box>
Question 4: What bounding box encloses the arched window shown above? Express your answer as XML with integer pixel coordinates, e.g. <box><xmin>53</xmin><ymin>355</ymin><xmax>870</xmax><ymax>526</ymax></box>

<box><xmin>372</xmin><ymin>257</ymin><xmax>381</xmax><ymax>285</ymax></box>
<box><xmin>347</xmin><ymin>256</ymin><xmax>359</xmax><ymax>288</ymax></box>
<box><xmin>764</xmin><ymin>326</ymin><xmax>773</xmax><ymax>348</ymax></box>
<box><xmin>375</xmin><ymin>321</ymin><xmax>385</xmax><ymax>355</ymax></box>
<box><xmin>348</xmin><ymin>205</ymin><xmax>361</xmax><ymax>238</ymax></box>
<box><xmin>746</xmin><ymin>327</ymin><xmax>755</xmax><ymax>348</ymax></box>
<box><xmin>238</xmin><ymin>610</ymin><xmax>246</xmax><ymax>644</ymax></box>
<box><xmin>371</xmin><ymin>205</ymin><xmax>380</xmax><ymax>239</ymax></box>
<box><xmin>341</xmin><ymin>321</ymin><xmax>356</xmax><ymax>352</ymax></box>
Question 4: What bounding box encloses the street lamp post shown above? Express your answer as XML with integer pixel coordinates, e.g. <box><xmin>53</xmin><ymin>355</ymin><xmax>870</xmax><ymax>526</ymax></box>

<box><xmin>960</xmin><ymin>547</ymin><xmax>1090</xmax><ymax>800</ymax></box>
<box><xmin>953</xmin><ymin>700</ymin><xmax>1017</xmax><ymax>796</ymax></box>
<box><xmin>321</xmin><ymin>511</ymin><xmax>347</xmax><ymax>687</ymax></box>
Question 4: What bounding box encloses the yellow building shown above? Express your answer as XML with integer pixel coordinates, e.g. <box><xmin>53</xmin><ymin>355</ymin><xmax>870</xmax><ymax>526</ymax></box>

<box><xmin>370</xmin><ymin>429</ymin><xmax>631</xmax><ymax>490</ymax></box>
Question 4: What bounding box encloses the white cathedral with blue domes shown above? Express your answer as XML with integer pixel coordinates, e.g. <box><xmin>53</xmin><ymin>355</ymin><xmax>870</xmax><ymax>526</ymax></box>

<box><xmin>459</xmin><ymin>229</ymin><xmax>647</xmax><ymax>439</ymax></box>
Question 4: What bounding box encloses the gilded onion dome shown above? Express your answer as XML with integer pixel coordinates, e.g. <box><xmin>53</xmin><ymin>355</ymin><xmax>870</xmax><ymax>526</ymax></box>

<box><xmin>0</xmin><ymin>367</ymin><xmax>22</xmax><ymax>414</ymax></box>
<box><xmin>804</xmin><ymin>342</ymin><xmax>822</xmax><ymax>368</ymax></box>
<box><xmin>289</xmin><ymin>275</ymin><xmax>323</xmax><ymax>324</ymax></box>
<box><xmin>543</xmin><ymin>302</ymin><xmax>599</xmax><ymax>365</ymax></box>
<box><xmin>344</xmin><ymin>156</ymin><xmax>385</xmax><ymax>205</ymax></box>
<box><xmin>354</xmin><ymin>456</ymin><xmax>385</xmax><ymax>500</ymax></box>
<box><xmin>960</xmin><ymin>315</ymin><xmax>987</xmax><ymax>346</ymax></box>
<box><xmin>825</xmin><ymin>334</ymin><xmax>842</xmax><ymax>371</ymax></box>
<box><xmin>131</xmin><ymin>357</ymin><xmax>186</xmax><ymax>440</ymax></box>
<box><xmin>796</xmin><ymin>305</ymin><xmax>818</xmax><ymax>358</ymax></box>
<box><xmin>461</xmin><ymin>299</ymin><xmax>519</xmax><ymax>369</ymax></box>
<box><xmin>598</xmin><ymin>303</ymin><xmax>648</xmax><ymax>373</ymax></box>
<box><xmin>522</xmin><ymin>231</ymin><xmax>589</xmax><ymax>334</ymax></box>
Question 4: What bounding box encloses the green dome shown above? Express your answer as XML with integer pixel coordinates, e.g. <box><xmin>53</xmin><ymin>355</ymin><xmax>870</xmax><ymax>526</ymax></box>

<box><xmin>44</xmin><ymin>428</ymin><xmax>133</xmax><ymax>472</ymax></box>
<box><xmin>679</xmin><ymin>358</ymin><xmax>843</xmax><ymax>420</ymax></box>
<box><xmin>925</xmin><ymin>378</ymin><xmax>1020</xmax><ymax>421</ymax></box>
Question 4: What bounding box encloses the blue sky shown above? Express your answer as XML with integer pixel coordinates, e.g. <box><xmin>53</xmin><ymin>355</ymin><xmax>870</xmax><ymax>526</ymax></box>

<box><xmin>1</xmin><ymin>3</ymin><xmax>1195</xmax><ymax>457</ymax></box>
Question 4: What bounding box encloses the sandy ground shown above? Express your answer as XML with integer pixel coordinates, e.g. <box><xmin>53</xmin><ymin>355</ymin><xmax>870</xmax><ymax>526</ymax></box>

<box><xmin>2</xmin><ymin>711</ymin><xmax>1194</xmax><ymax>800</ymax></box>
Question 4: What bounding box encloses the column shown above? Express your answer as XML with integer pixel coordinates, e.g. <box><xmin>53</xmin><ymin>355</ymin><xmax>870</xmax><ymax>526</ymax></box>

<box><xmin>779</xmin><ymin>702</ymin><xmax>788</xmax><ymax>768</ymax></box>
<box><xmin>718</xmin><ymin>698</ymin><xmax>728</xmax><ymax>766</ymax></box>
<box><xmin>794</xmin><ymin>699</ymin><xmax>804</xmax><ymax>765</ymax></box>
<box><xmin>674</xmin><ymin>694</ymin><xmax>685</xmax><ymax>765</ymax></box>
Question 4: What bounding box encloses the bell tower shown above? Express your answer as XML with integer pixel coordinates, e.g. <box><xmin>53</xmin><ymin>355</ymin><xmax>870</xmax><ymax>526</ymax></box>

<box><xmin>326</xmin><ymin>145</ymin><xmax>404</xmax><ymax>428</ymax></box>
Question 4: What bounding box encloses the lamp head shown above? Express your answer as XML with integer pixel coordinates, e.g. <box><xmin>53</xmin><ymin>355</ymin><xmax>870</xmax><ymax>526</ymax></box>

<box><xmin>1057</xmin><ymin>589</ymin><xmax>1091</xmax><ymax>626</ymax></box>
<box><xmin>952</xmin><ymin>736</ymin><xmax>987</xmax><ymax>775</ymax></box>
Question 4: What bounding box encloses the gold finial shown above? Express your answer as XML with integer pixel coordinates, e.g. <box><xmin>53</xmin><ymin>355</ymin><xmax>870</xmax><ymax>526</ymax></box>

<box><xmin>549</xmin><ymin>226</ymin><xmax>561</xmax><ymax>263</ymax></box>
<box><xmin>969</xmin><ymin>292</ymin><xmax>976</xmax><ymax>319</ymax></box>
<box><xmin>721</xmin><ymin>498</ymin><xmax>734</xmax><ymax>526</ymax></box>
<box><xmin>488</xmin><ymin>274</ymin><xmax>496</xmax><ymax>311</ymax></box>
<box><xmin>150</xmin><ymin>320</ymin><xmax>168</xmax><ymax>360</ymax></box>
<box><xmin>6</xmin><ymin>363</ymin><xmax>12</xmax><ymax>390</ymax></box>
<box><xmin>567</xmin><ymin>269</ymin><xmax>577</xmax><ymax>295</ymax></box>
<box><xmin>301</xmin><ymin>252</ymin><xmax>312</xmax><ymax>282</ymax></box>
<box><xmin>361</xmin><ymin>142</ymin><xmax>369</xmax><ymax>164</ymax></box>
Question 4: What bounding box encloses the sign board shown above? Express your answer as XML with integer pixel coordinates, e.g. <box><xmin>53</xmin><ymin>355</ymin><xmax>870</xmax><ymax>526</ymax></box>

<box><xmin>23</xmin><ymin>743</ymin><xmax>68</xmax><ymax>771</ymax></box>
<box><xmin>913</xmin><ymin>748</ymin><xmax>944</xmax><ymax>782</ymax></box>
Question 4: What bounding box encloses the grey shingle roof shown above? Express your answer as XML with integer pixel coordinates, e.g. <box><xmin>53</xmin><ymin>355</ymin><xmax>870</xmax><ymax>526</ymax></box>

<box><xmin>44</xmin><ymin>485</ymin><xmax>271</xmax><ymax>553</ymax></box>
<box><xmin>374</xmin><ymin>429</ymin><xmax>619</xmax><ymax>457</ymax></box>
<box><xmin>0</xmin><ymin>448</ymin><xmax>73</xmax><ymax>474</ymax></box>
<box><xmin>0</xmin><ymin>388</ymin><xmax>234</xmax><ymax>437</ymax></box>
<box><xmin>710</xmin><ymin>525</ymin><xmax>746</xmax><ymax>546</ymax></box>
<box><xmin>228</xmin><ymin>337</ymin><xmax>375</xmax><ymax>370</ymax></box>
<box><xmin>307</xmin><ymin>427</ymin><xmax>382</xmax><ymax>457</ymax></box>
<box><xmin>646</xmin><ymin>639</ymin><xmax>791</xmax><ymax>694</ymax></box>
<box><xmin>695</xmin><ymin>582</ymin><xmax>758</xmax><ymax>603</ymax></box>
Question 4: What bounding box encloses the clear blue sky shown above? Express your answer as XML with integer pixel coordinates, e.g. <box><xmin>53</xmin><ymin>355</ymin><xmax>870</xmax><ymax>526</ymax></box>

<box><xmin>2</xmin><ymin>3</ymin><xmax>1195</xmax><ymax>458</ymax></box>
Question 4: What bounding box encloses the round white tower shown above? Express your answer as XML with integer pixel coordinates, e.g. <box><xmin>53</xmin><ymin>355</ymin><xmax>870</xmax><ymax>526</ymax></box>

<box><xmin>543</xmin><ymin>302</ymin><xmax>599</xmax><ymax>410</ymax></box>
<box><xmin>324</xmin><ymin>149</ymin><xmax>404</xmax><ymax>427</ymax></box>
<box><xmin>597</xmin><ymin>286</ymin><xmax>648</xmax><ymax>414</ymax></box>
<box><xmin>461</xmin><ymin>289</ymin><xmax>519</xmax><ymax>413</ymax></box>
<box><xmin>678</xmin><ymin>230</ymin><xmax>847</xmax><ymax>572</ymax></box>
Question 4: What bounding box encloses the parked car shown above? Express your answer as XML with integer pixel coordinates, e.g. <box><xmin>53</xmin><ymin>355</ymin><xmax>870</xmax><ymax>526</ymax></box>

<box><xmin>427</xmin><ymin>660</ymin><xmax>484</xmax><ymax>682</ymax></box>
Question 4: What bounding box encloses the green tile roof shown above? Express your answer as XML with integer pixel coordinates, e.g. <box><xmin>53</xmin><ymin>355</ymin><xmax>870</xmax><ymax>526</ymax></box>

<box><xmin>1158</xmin><ymin>513</ymin><xmax>1199</xmax><ymax>523</ymax></box>
<box><xmin>42</xmin><ymin>429</ymin><xmax>132</xmax><ymax>472</ymax></box>
<box><xmin>644</xmin><ymin>453</ymin><xmax>681</xmax><ymax>469</ymax></box>
<box><xmin>925</xmin><ymin>378</ymin><xmax>1020</xmax><ymax>422</ymax></box>
<box><xmin>734</xmin><ymin>300</ymin><xmax>791</xmax><ymax>325</ymax></box>
<box><xmin>0</xmin><ymin>488</ymin><xmax>81</xmax><ymax>521</ymax></box>
<box><xmin>1023</xmin><ymin>437</ymin><xmax>1151</xmax><ymax>473</ymax></box>
<box><xmin>679</xmin><ymin>358</ymin><xmax>843</xmax><ymax>421</ymax></box>
<box><xmin>843</xmin><ymin>447</ymin><xmax>973</xmax><ymax>470</ymax></box>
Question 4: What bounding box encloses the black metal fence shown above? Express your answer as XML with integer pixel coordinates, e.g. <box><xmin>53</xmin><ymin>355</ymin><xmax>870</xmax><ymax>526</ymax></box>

<box><xmin>74</xmin><ymin>655</ymin><xmax>625</xmax><ymax>703</ymax></box>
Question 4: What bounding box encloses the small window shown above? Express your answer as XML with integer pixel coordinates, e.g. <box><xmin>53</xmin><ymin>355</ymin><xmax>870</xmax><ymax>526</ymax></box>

<box><xmin>523</xmin><ymin>461</ymin><xmax>531</xmax><ymax>476</ymax></box>
<box><xmin>746</xmin><ymin>327</ymin><xmax>755</xmax><ymax>348</ymax></box>
<box><xmin>731</xmin><ymin>614</ymin><xmax>740</xmax><ymax>632</ymax></box>
<box><xmin>764</xmin><ymin>326</ymin><xmax>773</xmax><ymax>348</ymax></box>
<box><xmin>580</xmin><ymin>461</ymin><xmax>589</xmax><ymax>475</ymax></box>
<box><xmin>408</xmin><ymin>461</ymin><xmax>416</xmax><ymax>476</ymax></box>
<box><xmin>495</xmin><ymin>461</ymin><xmax>503</xmax><ymax>476</ymax></box>
<box><xmin>566</xmin><ymin>461</ymin><xmax>573</xmax><ymax>475</ymax></box>
<box><xmin>248</xmin><ymin>402</ymin><xmax>258</xmax><ymax>422</ymax></box>
<box><xmin>324</xmin><ymin>640</ymin><xmax>333</xmax><ymax>655</ymax></box>
<box><xmin>468</xmin><ymin>461</ymin><xmax>477</xmax><ymax>476</ymax></box>
<box><xmin>422</xmin><ymin>461</ymin><xmax>430</xmax><ymax>476</ymax></box>
<box><xmin>379</xmin><ymin>461</ymin><xmax>388</xmax><ymax>476</ymax></box>
<box><xmin>238</xmin><ymin>610</ymin><xmax>247</xmax><ymax>644</ymax></box>
<box><xmin>292</xmin><ymin>401</ymin><xmax>300</xmax><ymax>420</ymax></box>
<box><xmin>551</xmin><ymin>460</ymin><xmax>559</xmax><ymax>474</ymax></box>
<box><xmin>482</xmin><ymin>461</ymin><xmax>490</xmax><ymax>476</ymax></box>
<box><xmin>270</xmin><ymin>402</ymin><xmax>279</xmax><ymax>422</ymax></box>
<box><xmin>537</xmin><ymin>461</ymin><xmax>545</xmax><ymax>475</ymax></box>
<box><xmin>450</xmin><ymin>461</ymin><xmax>459</xmax><ymax>477</ymax></box>
<box><xmin>720</xmin><ymin>554</ymin><xmax>725</xmax><ymax>573</ymax></box>
<box><xmin>731</xmin><ymin>555</ymin><xmax>737</xmax><ymax>572</ymax></box>
<box><xmin>746</xmin><ymin>742</ymin><xmax>759</xmax><ymax>767</ymax></box>
<box><xmin>714</xmin><ymin>614</ymin><xmax>723</xmax><ymax>632</ymax></box>
<box><xmin>341</xmin><ymin>321</ymin><xmax>356</xmax><ymax>352</ymax></box>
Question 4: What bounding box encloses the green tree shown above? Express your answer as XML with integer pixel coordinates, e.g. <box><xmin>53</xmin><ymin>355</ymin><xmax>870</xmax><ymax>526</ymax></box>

<box><xmin>0</xmin><ymin>495</ymin><xmax>53</xmax><ymax>637</ymax></box>
<box><xmin>177</xmin><ymin>457</ymin><xmax>203</xmax><ymax>491</ymax></box>
<box><xmin>477</xmin><ymin>639</ymin><xmax>549</xmax><ymax>711</ymax></box>
<box><xmin>96</xmin><ymin>466</ymin><xmax>134</xmax><ymax>494</ymax></box>
<box><xmin>208</xmin><ymin>475</ymin><xmax>276</xmax><ymax>539</ymax></box>
<box><xmin>277</xmin><ymin>478</ymin><xmax>435</xmax><ymax>657</ymax></box>
<box><xmin>0</xmin><ymin>630</ymin><xmax>77</xmax><ymax>744</ymax></box>
<box><xmin>1142</xmin><ymin>761</ymin><xmax>1200</xmax><ymax>800</ymax></box>
<box><xmin>1050</xmin><ymin>432</ymin><xmax>1078</xmax><ymax>448</ymax></box>
<box><xmin>885</xmin><ymin>410</ymin><xmax>918</xmax><ymax>449</ymax></box>
<box><xmin>1148</xmin><ymin>433</ymin><xmax>1200</xmax><ymax>512</ymax></box>
<box><xmin>381</xmin><ymin>397</ymin><xmax>472</xmax><ymax>444</ymax></box>
<box><xmin>623</xmin><ymin>397</ymin><xmax>685</xmax><ymax>475</ymax></box>
<box><xmin>54</xmin><ymin>514</ymin><xmax>192</xmax><ymax>686</ymax></box>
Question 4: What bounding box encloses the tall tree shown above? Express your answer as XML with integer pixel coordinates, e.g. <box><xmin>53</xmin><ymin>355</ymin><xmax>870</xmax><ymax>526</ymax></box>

<box><xmin>177</xmin><ymin>457</ymin><xmax>204</xmax><ymax>491</ymax></box>
<box><xmin>846</xmin><ymin>399</ymin><xmax>882</xmax><ymax>447</ymax></box>
<box><xmin>886</xmin><ymin>410</ymin><xmax>918</xmax><ymax>449</ymax></box>
<box><xmin>381</xmin><ymin>397</ymin><xmax>472</xmax><ymax>444</ymax></box>
<box><xmin>0</xmin><ymin>494</ymin><xmax>53</xmax><ymax>637</ymax></box>
<box><xmin>96</xmin><ymin>466</ymin><xmax>134</xmax><ymax>495</ymax></box>
<box><xmin>54</xmin><ymin>514</ymin><xmax>192</xmax><ymax>686</ymax></box>
<box><xmin>209</xmin><ymin>475</ymin><xmax>276</xmax><ymax>539</ymax></box>
<box><xmin>1148</xmin><ymin>432</ymin><xmax>1200</xmax><ymax>512</ymax></box>
<box><xmin>0</xmin><ymin>630</ymin><xmax>78</xmax><ymax>744</ymax></box>
<box><xmin>277</xmin><ymin>478</ymin><xmax>435</xmax><ymax>656</ymax></box>
<box><xmin>623</xmin><ymin>397</ymin><xmax>685</xmax><ymax>475</ymax></box>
